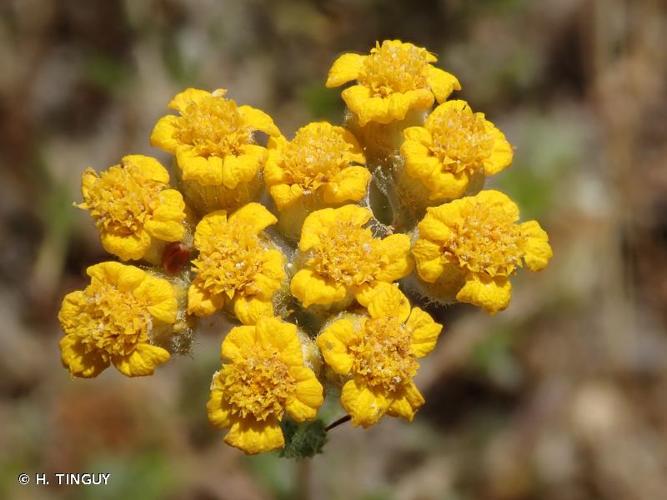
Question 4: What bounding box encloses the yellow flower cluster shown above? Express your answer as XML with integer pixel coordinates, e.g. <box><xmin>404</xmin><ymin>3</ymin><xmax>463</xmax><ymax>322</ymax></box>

<box><xmin>59</xmin><ymin>262</ymin><xmax>176</xmax><ymax>377</ymax></box>
<box><xmin>400</xmin><ymin>100</ymin><xmax>513</xmax><ymax>204</ymax></box>
<box><xmin>291</xmin><ymin>205</ymin><xmax>412</xmax><ymax>308</ymax></box>
<box><xmin>59</xmin><ymin>40</ymin><xmax>552</xmax><ymax>456</ymax></box>
<box><xmin>265</xmin><ymin>122</ymin><xmax>370</xmax><ymax>239</ymax></box>
<box><xmin>208</xmin><ymin>317</ymin><xmax>323</xmax><ymax>453</ymax></box>
<box><xmin>326</xmin><ymin>40</ymin><xmax>460</xmax><ymax>126</ymax></box>
<box><xmin>151</xmin><ymin>88</ymin><xmax>280</xmax><ymax>214</ymax></box>
<box><xmin>188</xmin><ymin>203</ymin><xmax>286</xmax><ymax>324</ymax></box>
<box><xmin>318</xmin><ymin>283</ymin><xmax>441</xmax><ymax>426</ymax></box>
<box><xmin>78</xmin><ymin>155</ymin><xmax>187</xmax><ymax>262</ymax></box>
<box><xmin>413</xmin><ymin>190</ymin><xmax>552</xmax><ymax>314</ymax></box>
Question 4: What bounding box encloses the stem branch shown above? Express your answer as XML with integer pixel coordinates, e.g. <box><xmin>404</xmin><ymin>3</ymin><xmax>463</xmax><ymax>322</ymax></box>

<box><xmin>325</xmin><ymin>415</ymin><xmax>351</xmax><ymax>431</ymax></box>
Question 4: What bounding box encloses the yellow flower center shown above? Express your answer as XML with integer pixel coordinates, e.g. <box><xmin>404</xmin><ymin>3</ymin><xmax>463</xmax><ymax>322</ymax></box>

<box><xmin>222</xmin><ymin>348</ymin><xmax>295</xmax><ymax>421</ymax></box>
<box><xmin>359</xmin><ymin>41</ymin><xmax>430</xmax><ymax>96</ymax></box>
<box><xmin>192</xmin><ymin>224</ymin><xmax>267</xmax><ymax>299</ymax></box>
<box><xmin>349</xmin><ymin>317</ymin><xmax>418</xmax><ymax>392</ymax></box>
<box><xmin>176</xmin><ymin>94</ymin><xmax>251</xmax><ymax>157</ymax></box>
<box><xmin>428</xmin><ymin>106</ymin><xmax>494</xmax><ymax>175</ymax></box>
<box><xmin>308</xmin><ymin>222</ymin><xmax>381</xmax><ymax>288</ymax></box>
<box><xmin>84</xmin><ymin>165</ymin><xmax>162</xmax><ymax>236</ymax></box>
<box><xmin>72</xmin><ymin>281</ymin><xmax>150</xmax><ymax>358</ymax></box>
<box><xmin>281</xmin><ymin>125</ymin><xmax>351</xmax><ymax>191</ymax></box>
<box><xmin>443</xmin><ymin>201</ymin><xmax>523</xmax><ymax>277</ymax></box>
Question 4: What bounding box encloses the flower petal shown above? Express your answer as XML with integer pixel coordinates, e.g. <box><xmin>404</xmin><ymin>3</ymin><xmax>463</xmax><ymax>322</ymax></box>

<box><xmin>237</xmin><ymin>105</ymin><xmax>280</xmax><ymax>137</ymax></box>
<box><xmin>483</xmin><ymin>122</ymin><xmax>513</xmax><ymax>175</ymax></box>
<box><xmin>402</xmin><ymin>141</ymin><xmax>440</xmax><ymax>180</ymax></box>
<box><xmin>426</xmin><ymin>66</ymin><xmax>461</xmax><ymax>102</ymax></box>
<box><xmin>264</xmin><ymin>147</ymin><xmax>288</xmax><ymax>185</ymax></box>
<box><xmin>417</xmin><ymin>214</ymin><xmax>451</xmax><ymax>243</ymax></box>
<box><xmin>79</xmin><ymin>168</ymin><xmax>99</xmax><ymax>201</ymax></box>
<box><xmin>423</xmin><ymin>201</ymin><xmax>462</xmax><ymax>228</ymax></box>
<box><xmin>425</xmin><ymin>99</ymin><xmax>468</xmax><ymax>128</ymax></box>
<box><xmin>456</xmin><ymin>275</ymin><xmax>512</xmax><ymax>314</ymax></box>
<box><xmin>299</xmin><ymin>205</ymin><xmax>370</xmax><ymax>252</ymax></box>
<box><xmin>366</xmin><ymin>283</ymin><xmax>410</xmax><ymax>322</ymax></box>
<box><xmin>476</xmin><ymin>190</ymin><xmax>519</xmax><ymax>222</ymax></box>
<box><xmin>340</xmin><ymin>379</ymin><xmax>390</xmax><ymax>427</ymax></box>
<box><xmin>122</xmin><ymin>155</ymin><xmax>170</xmax><ymax>184</ymax></box>
<box><xmin>112</xmin><ymin>344</ymin><xmax>170</xmax><ymax>377</ymax></box>
<box><xmin>207</xmin><ymin>371</ymin><xmax>232</xmax><ymax>428</ymax></box>
<box><xmin>317</xmin><ymin>318</ymin><xmax>358</xmax><ymax>374</ymax></box>
<box><xmin>225</xmin><ymin>419</ymin><xmax>285</xmax><ymax>455</ymax></box>
<box><xmin>221</xmin><ymin>151</ymin><xmax>263</xmax><ymax>190</ymax></box>
<box><xmin>228</xmin><ymin>202</ymin><xmax>277</xmax><ymax>234</ymax></box>
<box><xmin>321</xmin><ymin>166</ymin><xmax>371</xmax><ymax>204</ymax></box>
<box><xmin>338</xmin><ymin>204</ymin><xmax>373</xmax><ymax>226</ymax></box>
<box><xmin>193</xmin><ymin>210</ymin><xmax>227</xmax><ymax>248</ymax></box>
<box><xmin>221</xmin><ymin>325</ymin><xmax>257</xmax><ymax>362</ymax></box>
<box><xmin>255</xmin><ymin>317</ymin><xmax>303</xmax><ymax>366</ymax></box>
<box><xmin>100</xmin><ymin>230</ymin><xmax>152</xmax><ymax>261</ymax></box>
<box><xmin>426</xmin><ymin>262</ymin><xmax>467</xmax><ymax>301</ymax></box>
<box><xmin>386</xmin><ymin>382</ymin><xmax>425</xmax><ymax>421</ymax></box>
<box><xmin>326</xmin><ymin>53</ymin><xmax>366</xmax><ymax>87</ymax></box>
<box><xmin>225</xmin><ymin>418</ymin><xmax>284</xmax><ymax>455</ymax></box>
<box><xmin>59</xmin><ymin>335</ymin><xmax>109</xmax><ymax>378</ymax></box>
<box><xmin>58</xmin><ymin>291</ymin><xmax>86</xmax><ymax>335</ymax></box>
<box><xmin>168</xmin><ymin>88</ymin><xmax>211</xmax><ymax>112</ymax></box>
<box><xmin>177</xmin><ymin>149</ymin><xmax>224</xmax><ymax>186</ymax></box>
<box><xmin>521</xmin><ymin>220</ymin><xmax>553</xmax><ymax>271</ymax></box>
<box><xmin>290</xmin><ymin>269</ymin><xmax>347</xmax><ymax>307</ymax></box>
<box><xmin>339</xmin><ymin>128</ymin><xmax>366</xmax><ymax>163</ymax></box>
<box><xmin>298</xmin><ymin>207</ymin><xmax>337</xmax><ymax>251</ymax></box>
<box><xmin>428</xmin><ymin>170</ymin><xmax>470</xmax><ymax>201</ymax></box>
<box><xmin>253</xmin><ymin>249</ymin><xmax>286</xmax><ymax>299</ymax></box>
<box><xmin>406</xmin><ymin>307</ymin><xmax>443</xmax><ymax>357</ymax></box>
<box><xmin>342</xmin><ymin>85</ymin><xmax>387</xmax><ymax>127</ymax></box>
<box><xmin>144</xmin><ymin>190</ymin><xmax>186</xmax><ymax>242</ymax></box>
<box><xmin>134</xmin><ymin>275</ymin><xmax>177</xmax><ymax>324</ymax></box>
<box><xmin>187</xmin><ymin>280</ymin><xmax>224</xmax><ymax>316</ymax></box>
<box><xmin>403</xmin><ymin>126</ymin><xmax>432</xmax><ymax>145</ymax></box>
<box><xmin>375</xmin><ymin>234</ymin><xmax>413</xmax><ymax>281</ymax></box>
<box><xmin>269</xmin><ymin>184</ymin><xmax>305</xmax><ymax>211</ymax></box>
<box><xmin>286</xmin><ymin>366</ymin><xmax>324</xmax><ymax>422</ymax></box>
<box><xmin>386</xmin><ymin>89</ymin><xmax>433</xmax><ymax>123</ymax></box>
<box><xmin>86</xmin><ymin>261</ymin><xmax>142</xmax><ymax>288</ymax></box>
<box><xmin>412</xmin><ymin>239</ymin><xmax>445</xmax><ymax>283</ymax></box>
<box><xmin>155</xmin><ymin>189</ymin><xmax>187</xmax><ymax>219</ymax></box>
<box><xmin>150</xmin><ymin>115</ymin><xmax>180</xmax><ymax>153</ymax></box>
<box><xmin>232</xmin><ymin>296</ymin><xmax>274</xmax><ymax>325</ymax></box>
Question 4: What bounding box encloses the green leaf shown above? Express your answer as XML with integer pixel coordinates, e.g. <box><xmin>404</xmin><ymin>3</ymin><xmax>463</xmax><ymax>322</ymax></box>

<box><xmin>279</xmin><ymin>420</ymin><xmax>327</xmax><ymax>459</ymax></box>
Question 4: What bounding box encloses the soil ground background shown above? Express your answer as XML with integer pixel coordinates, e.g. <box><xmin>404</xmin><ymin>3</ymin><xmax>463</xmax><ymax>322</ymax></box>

<box><xmin>1</xmin><ymin>1</ymin><xmax>666</xmax><ymax>499</ymax></box>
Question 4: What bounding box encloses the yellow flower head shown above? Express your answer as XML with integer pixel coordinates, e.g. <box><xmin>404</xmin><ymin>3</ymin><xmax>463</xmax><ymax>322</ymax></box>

<box><xmin>150</xmin><ymin>88</ymin><xmax>280</xmax><ymax>212</ymax></box>
<box><xmin>188</xmin><ymin>203</ymin><xmax>286</xmax><ymax>324</ymax></box>
<box><xmin>401</xmin><ymin>100</ymin><xmax>513</xmax><ymax>202</ymax></box>
<box><xmin>413</xmin><ymin>190</ymin><xmax>553</xmax><ymax>314</ymax></box>
<box><xmin>317</xmin><ymin>283</ymin><xmax>442</xmax><ymax>427</ymax></box>
<box><xmin>58</xmin><ymin>262</ymin><xmax>176</xmax><ymax>378</ymax></box>
<box><xmin>207</xmin><ymin>317</ymin><xmax>324</xmax><ymax>454</ymax></box>
<box><xmin>290</xmin><ymin>205</ymin><xmax>413</xmax><ymax>307</ymax></box>
<box><xmin>265</xmin><ymin>122</ymin><xmax>370</xmax><ymax>210</ymax></box>
<box><xmin>326</xmin><ymin>40</ymin><xmax>461</xmax><ymax>126</ymax></box>
<box><xmin>79</xmin><ymin>155</ymin><xmax>186</xmax><ymax>262</ymax></box>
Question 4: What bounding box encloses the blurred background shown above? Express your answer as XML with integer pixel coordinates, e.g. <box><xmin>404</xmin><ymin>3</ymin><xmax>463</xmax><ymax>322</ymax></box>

<box><xmin>1</xmin><ymin>0</ymin><xmax>666</xmax><ymax>499</ymax></box>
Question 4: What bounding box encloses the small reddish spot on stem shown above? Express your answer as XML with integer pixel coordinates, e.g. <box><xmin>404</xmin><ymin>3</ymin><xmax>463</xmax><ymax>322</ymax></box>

<box><xmin>162</xmin><ymin>242</ymin><xmax>191</xmax><ymax>274</ymax></box>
